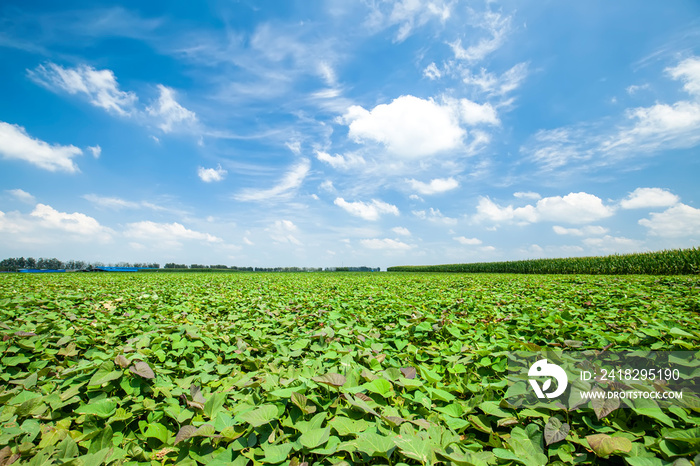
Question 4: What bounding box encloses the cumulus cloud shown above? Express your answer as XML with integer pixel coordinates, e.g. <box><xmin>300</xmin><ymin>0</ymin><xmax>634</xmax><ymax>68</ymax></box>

<box><xmin>360</xmin><ymin>238</ymin><xmax>413</xmax><ymax>250</ymax></box>
<box><xmin>235</xmin><ymin>159</ymin><xmax>310</xmax><ymax>201</ymax></box>
<box><xmin>334</xmin><ymin>198</ymin><xmax>399</xmax><ymax>221</ymax></box>
<box><xmin>29</xmin><ymin>63</ymin><xmax>137</xmax><ymax>115</ymax></box>
<box><xmin>146</xmin><ymin>85</ymin><xmax>198</xmax><ymax>133</ymax></box>
<box><xmin>124</xmin><ymin>221</ymin><xmax>222</xmax><ymax>247</ymax></box>
<box><xmin>198</xmin><ymin>164</ymin><xmax>228</xmax><ymax>182</ymax></box>
<box><xmin>0</xmin><ymin>122</ymin><xmax>82</xmax><ymax>173</ymax></box>
<box><xmin>476</xmin><ymin>192</ymin><xmax>615</xmax><ymax>225</ymax></box>
<box><xmin>341</xmin><ymin>95</ymin><xmax>464</xmax><ymax>158</ymax></box>
<box><xmin>31</xmin><ymin>203</ymin><xmax>112</xmax><ymax>239</ymax></box>
<box><xmin>639</xmin><ymin>204</ymin><xmax>700</xmax><ymax>237</ymax></box>
<box><xmin>620</xmin><ymin>187</ymin><xmax>679</xmax><ymax>209</ymax></box>
<box><xmin>552</xmin><ymin>225</ymin><xmax>609</xmax><ymax>236</ymax></box>
<box><xmin>412</xmin><ymin>207</ymin><xmax>458</xmax><ymax>225</ymax></box>
<box><xmin>6</xmin><ymin>189</ymin><xmax>35</xmax><ymax>203</ymax></box>
<box><xmin>453</xmin><ymin>236</ymin><xmax>482</xmax><ymax>245</ymax></box>
<box><xmin>407</xmin><ymin>177</ymin><xmax>459</xmax><ymax>195</ymax></box>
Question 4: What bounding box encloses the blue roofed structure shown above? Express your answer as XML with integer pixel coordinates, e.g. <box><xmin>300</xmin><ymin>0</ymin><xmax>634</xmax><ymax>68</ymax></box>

<box><xmin>19</xmin><ymin>269</ymin><xmax>66</xmax><ymax>273</ymax></box>
<box><xmin>94</xmin><ymin>267</ymin><xmax>140</xmax><ymax>272</ymax></box>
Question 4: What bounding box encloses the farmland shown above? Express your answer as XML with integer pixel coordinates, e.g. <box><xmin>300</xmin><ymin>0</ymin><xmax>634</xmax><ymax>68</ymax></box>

<box><xmin>0</xmin><ymin>272</ymin><xmax>699</xmax><ymax>465</ymax></box>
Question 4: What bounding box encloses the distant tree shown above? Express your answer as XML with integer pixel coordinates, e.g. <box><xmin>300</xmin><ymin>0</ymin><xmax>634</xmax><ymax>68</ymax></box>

<box><xmin>164</xmin><ymin>263</ymin><xmax>187</xmax><ymax>269</ymax></box>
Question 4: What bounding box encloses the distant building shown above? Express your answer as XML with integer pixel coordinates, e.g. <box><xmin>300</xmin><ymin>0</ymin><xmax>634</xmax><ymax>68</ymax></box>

<box><xmin>18</xmin><ymin>269</ymin><xmax>66</xmax><ymax>273</ymax></box>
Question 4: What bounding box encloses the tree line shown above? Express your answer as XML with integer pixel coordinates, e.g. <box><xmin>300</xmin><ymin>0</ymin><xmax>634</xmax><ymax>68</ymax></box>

<box><xmin>0</xmin><ymin>257</ymin><xmax>159</xmax><ymax>272</ymax></box>
<box><xmin>1</xmin><ymin>257</ymin><xmax>381</xmax><ymax>273</ymax></box>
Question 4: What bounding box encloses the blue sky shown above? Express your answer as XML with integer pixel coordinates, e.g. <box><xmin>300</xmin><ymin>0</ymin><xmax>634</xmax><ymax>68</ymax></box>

<box><xmin>1</xmin><ymin>1</ymin><xmax>699</xmax><ymax>269</ymax></box>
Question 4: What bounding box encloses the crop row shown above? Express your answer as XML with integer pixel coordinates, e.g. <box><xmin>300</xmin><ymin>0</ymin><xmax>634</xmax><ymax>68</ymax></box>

<box><xmin>387</xmin><ymin>247</ymin><xmax>700</xmax><ymax>275</ymax></box>
<box><xmin>0</xmin><ymin>272</ymin><xmax>699</xmax><ymax>465</ymax></box>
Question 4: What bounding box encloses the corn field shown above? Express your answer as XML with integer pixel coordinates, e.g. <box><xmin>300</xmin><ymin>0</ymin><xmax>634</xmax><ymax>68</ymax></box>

<box><xmin>387</xmin><ymin>247</ymin><xmax>700</xmax><ymax>275</ymax></box>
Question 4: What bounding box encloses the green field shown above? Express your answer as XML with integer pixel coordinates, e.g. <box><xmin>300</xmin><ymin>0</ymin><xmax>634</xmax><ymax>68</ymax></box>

<box><xmin>1</xmin><ymin>272</ymin><xmax>699</xmax><ymax>465</ymax></box>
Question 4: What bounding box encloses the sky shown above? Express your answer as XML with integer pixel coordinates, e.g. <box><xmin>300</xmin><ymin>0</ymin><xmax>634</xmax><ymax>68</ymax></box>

<box><xmin>1</xmin><ymin>1</ymin><xmax>699</xmax><ymax>269</ymax></box>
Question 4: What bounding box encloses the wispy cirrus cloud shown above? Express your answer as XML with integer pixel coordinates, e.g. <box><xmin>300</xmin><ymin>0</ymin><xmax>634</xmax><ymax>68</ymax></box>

<box><xmin>448</xmin><ymin>11</ymin><xmax>511</xmax><ymax>62</ymax></box>
<box><xmin>522</xmin><ymin>56</ymin><xmax>700</xmax><ymax>174</ymax></box>
<box><xmin>28</xmin><ymin>62</ymin><xmax>199</xmax><ymax>135</ymax></box>
<box><xmin>235</xmin><ymin>159</ymin><xmax>310</xmax><ymax>202</ymax></box>
<box><xmin>5</xmin><ymin>188</ymin><xmax>35</xmax><ymax>204</ymax></box>
<box><xmin>29</xmin><ymin>63</ymin><xmax>138</xmax><ymax>115</ymax></box>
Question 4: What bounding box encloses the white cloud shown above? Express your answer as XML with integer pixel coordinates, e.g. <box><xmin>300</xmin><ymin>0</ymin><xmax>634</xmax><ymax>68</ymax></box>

<box><xmin>412</xmin><ymin>207</ymin><xmax>458</xmax><ymax>225</ymax></box>
<box><xmin>360</xmin><ymin>238</ymin><xmax>413</xmax><ymax>250</ymax></box>
<box><xmin>235</xmin><ymin>159</ymin><xmax>310</xmax><ymax>201</ymax></box>
<box><xmin>266</xmin><ymin>220</ymin><xmax>302</xmax><ymax>245</ymax></box>
<box><xmin>317</xmin><ymin>61</ymin><xmax>337</xmax><ymax>86</ymax></box>
<box><xmin>0</xmin><ymin>121</ymin><xmax>82</xmax><ymax>173</ymax></box>
<box><xmin>286</xmin><ymin>140</ymin><xmax>302</xmax><ymax>155</ymax></box>
<box><xmin>375</xmin><ymin>0</ymin><xmax>451</xmax><ymax>42</ymax></box>
<box><xmin>341</xmin><ymin>95</ymin><xmax>464</xmax><ymax>158</ymax></box>
<box><xmin>198</xmin><ymin>164</ymin><xmax>228</xmax><ymax>183</ymax></box>
<box><xmin>514</xmin><ymin>191</ymin><xmax>541</xmax><ymax>200</ymax></box>
<box><xmin>453</xmin><ymin>236</ymin><xmax>482</xmax><ymax>245</ymax></box>
<box><xmin>82</xmin><ymin>194</ymin><xmax>165</xmax><ymax>211</ymax></box>
<box><xmin>125</xmin><ymin>221</ymin><xmax>222</xmax><ymax>247</ymax></box>
<box><xmin>583</xmin><ymin>235</ymin><xmax>642</xmax><ymax>253</ymax></box>
<box><xmin>31</xmin><ymin>203</ymin><xmax>112</xmax><ymax>239</ymax></box>
<box><xmin>146</xmin><ymin>85</ymin><xmax>198</xmax><ymax>133</ymax></box>
<box><xmin>462</xmin><ymin>62</ymin><xmax>529</xmax><ymax>96</ymax></box>
<box><xmin>626</xmin><ymin>84</ymin><xmax>650</xmax><ymax>95</ymax></box>
<box><xmin>87</xmin><ymin>145</ymin><xmax>101</xmax><ymax>158</ymax></box>
<box><xmin>476</xmin><ymin>192</ymin><xmax>615</xmax><ymax>225</ymax></box>
<box><xmin>620</xmin><ymin>187</ymin><xmax>679</xmax><ymax>209</ymax></box>
<box><xmin>424</xmin><ymin>62</ymin><xmax>442</xmax><ymax>80</ymax></box>
<box><xmin>606</xmin><ymin>101</ymin><xmax>700</xmax><ymax>153</ymax></box>
<box><xmin>552</xmin><ymin>225</ymin><xmax>609</xmax><ymax>236</ymax></box>
<box><xmin>28</xmin><ymin>63</ymin><xmax>137</xmax><ymax>115</ymax></box>
<box><xmin>319</xmin><ymin>180</ymin><xmax>335</xmax><ymax>192</ymax></box>
<box><xmin>666</xmin><ymin>57</ymin><xmax>700</xmax><ymax>97</ymax></box>
<box><xmin>243</xmin><ymin>237</ymin><xmax>254</xmax><ymax>246</ymax></box>
<box><xmin>6</xmin><ymin>189</ymin><xmax>35</xmax><ymax>203</ymax></box>
<box><xmin>455</xmin><ymin>98</ymin><xmax>499</xmax><ymax>126</ymax></box>
<box><xmin>334</xmin><ymin>198</ymin><xmax>399</xmax><ymax>221</ymax></box>
<box><xmin>639</xmin><ymin>204</ymin><xmax>700</xmax><ymax>237</ymax></box>
<box><xmin>525</xmin><ymin>56</ymin><xmax>700</xmax><ymax>172</ymax></box>
<box><xmin>449</xmin><ymin>11</ymin><xmax>511</xmax><ymax>62</ymax></box>
<box><xmin>474</xmin><ymin>197</ymin><xmax>537</xmax><ymax>224</ymax></box>
<box><xmin>392</xmin><ymin>226</ymin><xmax>411</xmax><ymax>236</ymax></box>
<box><xmin>407</xmin><ymin>177</ymin><xmax>459</xmax><ymax>195</ymax></box>
<box><xmin>536</xmin><ymin>193</ymin><xmax>615</xmax><ymax>223</ymax></box>
<box><xmin>315</xmin><ymin>150</ymin><xmax>365</xmax><ymax>169</ymax></box>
